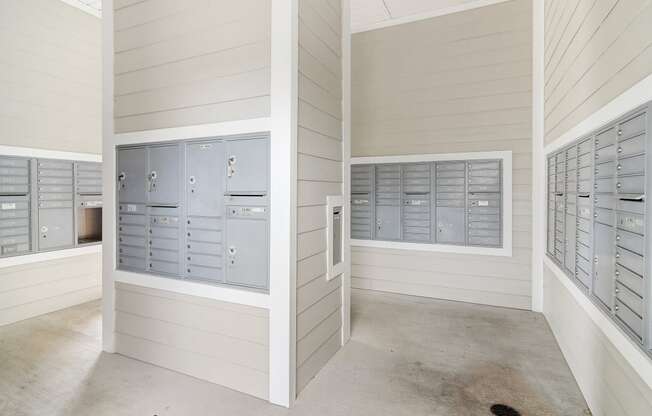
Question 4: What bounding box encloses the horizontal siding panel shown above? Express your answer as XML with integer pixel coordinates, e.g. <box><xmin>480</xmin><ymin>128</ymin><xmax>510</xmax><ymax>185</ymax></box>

<box><xmin>297</xmin><ymin>308</ymin><xmax>341</xmax><ymax>366</ymax></box>
<box><xmin>298</xmin><ymin>153</ymin><xmax>342</xmax><ymax>182</ymax></box>
<box><xmin>299</xmin><ymin>100</ymin><xmax>342</xmax><ymax>140</ymax></box>
<box><xmin>115</xmin><ymin>333</ymin><xmax>268</xmax><ymax>400</ymax></box>
<box><xmin>297</xmin><ymin>275</ymin><xmax>341</xmax><ymax>313</ymax></box>
<box><xmin>115</xmin><ymin>283</ymin><xmax>268</xmax><ymax>345</ymax></box>
<box><xmin>114</xmin><ymin>96</ymin><xmax>269</xmax><ymax>133</ymax></box>
<box><xmin>298</xmin><ymin>205</ymin><xmax>327</xmax><ymax>234</ymax></box>
<box><xmin>115</xmin><ymin>311</ymin><xmax>268</xmax><ymax>372</ymax></box>
<box><xmin>297</xmin><ymin>228</ymin><xmax>326</xmax><ymax>261</ymax></box>
<box><xmin>298</xmin><ymin>180</ymin><xmax>342</xmax><ymax>207</ymax></box>
<box><xmin>0</xmin><ymin>274</ymin><xmax>99</xmax><ymax>311</ymax></box>
<box><xmin>298</xmin><ymin>0</ymin><xmax>341</xmax><ymax>57</ymax></box>
<box><xmin>299</xmin><ymin>74</ymin><xmax>342</xmax><ymax>119</ymax></box>
<box><xmin>298</xmin><ymin>128</ymin><xmax>342</xmax><ymax>161</ymax></box>
<box><xmin>296</xmin><ymin>328</ymin><xmax>341</xmax><ymax>392</ymax></box>
<box><xmin>299</xmin><ymin>47</ymin><xmax>342</xmax><ymax>99</ymax></box>
<box><xmin>352</xmin><ymin>277</ymin><xmax>531</xmax><ymax>310</ymax></box>
<box><xmin>0</xmin><ymin>254</ymin><xmax>100</xmax><ymax>292</ymax></box>
<box><xmin>297</xmin><ymin>287</ymin><xmax>341</xmax><ymax>340</ymax></box>
<box><xmin>299</xmin><ymin>21</ymin><xmax>341</xmax><ymax>79</ymax></box>
<box><xmin>297</xmin><ymin>252</ymin><xmax>327</xmax><ymax>288</ymax></box>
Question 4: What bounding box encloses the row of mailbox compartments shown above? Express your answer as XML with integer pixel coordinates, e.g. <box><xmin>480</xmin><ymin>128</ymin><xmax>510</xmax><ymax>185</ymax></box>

<box><xmin>550</xmin><ymin>211</ymin><xmax>645</xmax><ymax>239</ymax></box>
<box><xmin>0</xmin><ymin>158</ymin><xmax>101</xmax><ymax>172</ymax></box>
<box><xmin>354</xmin><ymin>192</ymin><xmax>502</xmax><ymax>203</ymax></box>
<box><xmin>551</xmin><ymin>194</ymin><xmax>645</xmax><ymax>211</ymax></box>
<box><xmin>550</xmin><ymin>176</ymin><xmax>646</xmax><ymax>196</ymax></box>
<box><xmin>551</xmin><ymin>154</ymin><xmax>647</xmax><ymax>182</ymax></box>
<box><xmin>553</xmin><ymin>132</ymin><xmax>647</xmax><ymax>169</ymax></box>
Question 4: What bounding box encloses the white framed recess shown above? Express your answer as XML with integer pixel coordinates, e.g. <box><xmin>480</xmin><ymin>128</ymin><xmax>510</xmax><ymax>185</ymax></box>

<box><xmin>350</xmin><ymin>151</ymin><xmax>513</xmax><ymax>257</ymax></box>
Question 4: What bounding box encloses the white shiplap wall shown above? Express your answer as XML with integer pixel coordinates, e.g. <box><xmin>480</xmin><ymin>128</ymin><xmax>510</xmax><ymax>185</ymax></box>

<box><xmin>296</xmin><ymin>0</ymin><xmax>344</xmax><ymax>394</ymax></box>
<box><xmin>543</xmin><ymin>0</ymin><xmax>652</xmax><ymax>145</ymax></box>
<box><xmin>0</xmin><ymin>0</ymin><xmax>102</xmax><ymax>154</ymax></box>
<box><xmin>112</xmin><ymin>0</ymin><xmax>271</xmax><ymax>133</ymax></box>
<box><xmin>350</xmin><ymin>0</ymin><xmax>533</xmax><ymax>309</ymax></box>
<box><xmin>0</xmin><ymin>0</ymin><xmax>102</xmax><ymax>326</ymax></box>
<box><xmin>114</xmin><ymin>283</ymin><xmax>270</xmax><ymax>400</ymax></box>
<box><xmin>542</xmin><ymin>0</ymin><xmax>652</xmax><ymax>414</ymax></box>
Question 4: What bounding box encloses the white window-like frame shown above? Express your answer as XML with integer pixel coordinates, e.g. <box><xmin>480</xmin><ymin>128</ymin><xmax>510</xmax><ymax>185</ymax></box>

<box><xmin>326</xmin><ymin>195</ymin><xmax>345</xmax><ymax>280</ymax></box>
<box><xmin>350</xmin><ymin>151</ymin><xmax>513</xmax><ymax>257</ymax></box>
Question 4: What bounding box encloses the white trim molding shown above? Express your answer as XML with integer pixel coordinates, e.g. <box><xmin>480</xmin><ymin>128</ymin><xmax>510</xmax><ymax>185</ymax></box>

<box><xmin>341</xmin><ymin>0</ymin><xmax>352</xmax><ymax>346</ymax></box>
<box><xmin>351</xmin><ymin>151</ymin><xmax>513</xmax><ymax>257</ymax></box>
<box><xmin>58</xmin><ymin>0</ymin><xmax>101</xmax><ymax>18</ymax></box>
<box><xmin>113</xmin><ymin>270</ymin><xmax>270</xmax><ymax>309</ymax></box>
<box><xmin>0</xmin><ymin>244</ymin><xmax>101</xmax><ymax>269</ymax></box>
<box><xmin>351</xmin><ymin>0</ymin><xmax>511</xmax><ymax>34</ymax></box>
<box><xmin>113</xmin><ymin>118</ymin><xmax>272</xmax><ymax>146</ymax></box>
<box><xmin>0</xmin><ymin>145</ymin><xmax>101</xmax><ymax>162</ymax></box>
<box><xmin>544</xmin><ymin>257</ymin><xmax>652</xmax><ymax>389</ymax></box>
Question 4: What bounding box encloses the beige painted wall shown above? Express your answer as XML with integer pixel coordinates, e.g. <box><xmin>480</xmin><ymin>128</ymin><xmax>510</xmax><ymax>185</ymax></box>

<box><xmin>296</xmin><ymin>0</ymin><xmax>344</xmax><ymax>394</ymax></box>
<box><xmin>112</xmin><ymin>0</ymin><xmax>271</xmax><ymax>133</ymax></box>
<box><xmin>0</xmin><ymin>0</ymin><xmax>102</xmax><ymax>154</ymax></box>
<box><xmin>542</xmin><ymin>0</ymin><xmax>652</xmax><ymax>414</ymax></box>
<box><xmin>544</xmin><ymin>0</ymin><xmax>652</xmax><ymax>144</ymax></box>
<box><xmin>0</xmin><ymin>0</ymin><xmax>102</xmax><ymax>326</ymax></box>
<box><xmin>114</xmin><ymin>283</ymin><xmax>270</xmax><ymax>399</ymax></box>
<box><xmin>350</xmin><ymin>0</ymin><xmax>533</xmax><ymax>309</ymax></box>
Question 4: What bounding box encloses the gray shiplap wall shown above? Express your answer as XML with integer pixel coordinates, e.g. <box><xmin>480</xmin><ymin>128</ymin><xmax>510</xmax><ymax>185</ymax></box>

<box><xmin>114</xmin><ymin>283</ymin><xmax>270</xmax><ymax>400</ymax></box>
<box><xmin>0</xmin><ymin>0</ymin><xmax>101</xmax><ymax>153</ymax></box>
<box><xmin>544</xmin><ymin>0</ymin><xmax>652</xmax><ymax>144</ymax></box>
<box><xmin>113</xmin><ymin>0</ymin><xmax>271</xmax><ymax>133</ymax></box>
<box><xmin>351</xmin><ymin>0</ymin><xmax>533</xmax><ymax>309</ymax></box>
<box><xmin>296</xmin><ymin>0</ymin><xmax>344</xmax><ymax>394</ymax></box>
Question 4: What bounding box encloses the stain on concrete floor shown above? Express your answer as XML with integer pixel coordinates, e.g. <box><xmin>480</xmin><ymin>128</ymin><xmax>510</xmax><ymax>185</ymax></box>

<box><xmin>0</xmin><ymin>289</ymin><xmax>589</xmax><ymax>415</ymax></box>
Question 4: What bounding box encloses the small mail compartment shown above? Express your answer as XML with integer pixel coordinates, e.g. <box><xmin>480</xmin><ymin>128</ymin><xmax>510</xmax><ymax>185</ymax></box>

<box><xmin>616</xmin><ymin>211</ymin><xmax>645</xmax><ymax>235</ymax></box>
<box><xmin>150</xmin><ymin>238</ymin><xmax>178</xmax><ymax>251</ymax></box>
<box><xmin>436</xmin><ymin>162</ymin><xmax>465</xmax><ymax>172</ymax></box>
<box><xmin>187</xmin><ymin>241</ymin><xmax>221</xmax><ymax>255</ymax></box>
<box><xmin>577</xmin><ymin>204</ymin><xmax>592</xmax><ymax>219</ymax></box>
<box><xmin>576</xmin><ymin>254</ymin><xmax>591</xmax><ymax>275</ymax></box>
<box><xmin>566</xmin><ymin>157</ymin><xmax>578</xmax><ymax>171</ymax></box>
<box><xmin>577</xmin><ymin>230</ymin><xmax>591</xmax><ymax>248</ymax></box>
<box><xmin>578</xmin><ymin>152</ymin><xmax>592</xmax><ymax>167</ymax></box>
<box><xmin>38</xmin><ymin>200</ymin><xmax>73</xmax><ymax>209</ymax></box>
<box><xmin>468</xmin><ymin>161</ymin><xmax>499</xmax><ymax>171</ymax></box>
<box><xmin>615</xmin><ymin>300</ymin><xmax>643</xmax><ymax>341</ymax></box>
<box><xmin>578</xmin><ymin>166</ymin><xmax>592</xmax><ymax>181</ymax></box>
<box><xmin>149</xmin><ymin>260</ymin><xmax>180</xmax><ymax>275</ymax></box>
<box><xmin>593</xmin><ymin>208</ymin><xmax>614</xmax><ymax>226</ymax></box>
<box><xmin>615</xmin><ymin>282</ymin><xmax>643</xmax><ymax>317</ymax></box>
<box><xmin>119</xmin><ymin>203</ymin><xmax>146</xmax><ymax>215</ymax></box>
<box><xmin>616</xmin><ymin>229</ymin><xmax>644</xmax><ymax>255</ymax></box>
<box><xmin>618</xmin><ymin>133</ymin><xmax>645</xmax><ymax>158</ymax></box>
<box><xmin>616</xmin><ymin>265</ymin><xmax>644</xmax><ymax>296</ymax></box>
<box><xmin>437</xmin><ymin>185</ymin><xmax>465</xmax><ymax>193</ymax></box>
<box><xmin>566</xmin><ymin>146</ymin><xmax>578</xmax><ymax>159</ymax></box>
<box><xmin>616</xmin><ymin>248</ymin><xmax>644</xmax><ymax>276</ymax></box>
<box><xmin>186</xmin><ymin>253</ymin><xmax>222</xmax><ymax>268</ymax></box>
<box><xmin>186</xmin><ymin>264</ymin><xmax>223</xmax><ymax>282</ymax></box>
<box><xmin>119</xmin><ymin>255</ymin><xmax>146</xmax><ymax>270</ymax></box>
<box><xmin>595</xmin><ymin>127</ymin><xmax>617</xmax><ymax>149</ymax></box>
<box><xmin>150</xmin><ymin>225</ymin><xmax>178</xmax><ymax>239</ymax></box>
<box><xmin>577</xmin><ymin>217</ymin><xmax>591</xmax><ymax>233</ymax></box>
<box><xmin>469</xmin><ymin>236</ymin><xmax>500</xmax><ymax>246</ymax></box>
<box><xmin>38</xmin><ymin>169</ymin><xmax>73</xmax><ymax>178</ymax></box>
<box><xmin>119</xmin><ymin>235</ymin><xmax>146</xmax><ymax>247</ymax></box>
<box><xmin>119</xmin><ymin>246</ymin><xmax>146</xmax><ymax>259</ymax></box>
<box><xmin>617</xmin><ymin>154</ymin><xmax>645</xmax><ymax>176</ymax></box>
<box><xmin>0</xmin><ymin>166</ymin><xmax>29</xmax><ymax>177</ymax></box>
<box><xmin>595</xmin><ymin>145</ymin><xmax>617</xmax><ymax>162</ymax></box>
<box><xmin>38</xmin><ymin>177</ymin><xmax>73</xmax><ymax>185</ymax></box>
<box><xmin>578</xmin><ymin>179</ymin><xmax>592</xmax><ymax>193</ymax></box>
<box><xmin>149</xmin><ymin>248</ymin><xmax>178</xmax><ymax>263</ymax></box>
<box><xmin>594</xmin><ymin>194</ymin><xmax>615</xmax><ymax>210</ymax></box>
<box><xmin>619</xmin><ymin>112</ymin><xmax>646</xmax><ymax>138</ymax></box>
<box><xmin>576</xmin><ymin>242</ymin><xmax>591</xmax><ymax>260</ymax></box>
<box><xmin>616</xmin><ymin>175</ymin><xmax>644</xmax><ymax>195</ymax></box>
<box><xmin>594</xmin><ymin>177</ymin><xmax>615</xmax><ymax>193</ymax></box>
<box><xmin>595</xmin><ymin>161</ymin><xmax>615</xmax><ymax>178</ymax></box>
<box><xmin>576</xmin><ymin>267</ymin><xmax>591</xmax><ymax>288</ymax></box>
<box><xmin>617</xmin><ymin>198</ymin><xmax>645</xmax><ymax>215</ymax></box>
<box><xmin>351</xmin><ymin>165</ymin><xmax>373</xmax><ymax>194</ymax></box>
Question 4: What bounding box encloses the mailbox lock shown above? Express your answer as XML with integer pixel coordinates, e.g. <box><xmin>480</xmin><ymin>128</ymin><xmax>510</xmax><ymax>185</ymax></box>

<box><xmin>40</xmin><ymin>226</ymin><xmax>48</xmax><ymax>233</ymax></box>
<box><xmin>118</xmin><ymin>172</ymin><xmax>126</xmax><ymax>181</ymax></box>
<box><xmin>149</xmin><ymin>171</ymin><xmax>158</xmax><ymax>180</ymax></box>
<box><xmin>189</xmin><ymin>176</ymin><xmax>196</xmax><ymax>185</ymax></box>
<box><xmin>616</xmin><ymin>235</ymin><xmax>621</xmax><ymax>241</ymax></box>
<box><xmin>228</xmin><ymin>246</ymin><xmax>237</xmax><ymax>256</ymax></box>
<box><xmin>227</xmin><ymin>156</ymin><xmax>236</xmax><ymax>177</ymax></box>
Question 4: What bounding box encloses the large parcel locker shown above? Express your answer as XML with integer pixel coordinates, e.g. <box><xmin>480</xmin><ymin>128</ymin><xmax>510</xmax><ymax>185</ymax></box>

<box><xmin>37</xmin><ymin>159</ymin><xmax>74</xmax><ymax>251</ymax></box>
<box><xmin>375</xmin><ymin>164</ymin><xmax>401</xmax><ymax>241</ymax></box>
<box><xmin>0</xmin><ymin>157</ymin><xmax>31</xmax><ymax>257</ymax></box>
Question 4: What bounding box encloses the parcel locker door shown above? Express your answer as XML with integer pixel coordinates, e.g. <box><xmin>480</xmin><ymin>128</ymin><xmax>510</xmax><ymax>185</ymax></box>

<box><xmin>226</xmin><ymin>138</ymin><xmax>268</xmax><ymax>194</ymax></box>
<box><xmin>593</xmin><ymin>222</ymin><xmax>615</xmax><ymax>310</ymax></box>
<box><xmin>226</xmin><ymin>208</ymin><xmax>269</xmax><ymax>289</ymax></box>
<box><xmin>117</xmin><ymin>147</ymin><xmax>147</xmax><ymax>204</ymax></box>
<box><xmin>375</xmin><ymin>205</ymin><xmax>401</xmax><ymax>240</ymax></box>
<box><xmin>437</xmin><ymin>207</ymin><xmax>465</xmax><ymax>244</ymax></box>
<box><xmin>148</xmin><ymin>145</ymin><xmax>180</xmax><ymax>205</ymax></box>
<box><xmin>187</xmin><ymin>141</ymin><xmax>225</xmax><ymax>217</ymax></box>
<box><xmin>38</xmin><ymin>208</ymin><xmax>74</xmax><ymax>250</ymax></box>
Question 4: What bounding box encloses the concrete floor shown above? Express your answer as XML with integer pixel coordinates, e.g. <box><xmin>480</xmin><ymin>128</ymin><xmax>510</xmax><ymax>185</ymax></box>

<box><xmin>0</xmin><ymin>289</ymin><xmax>589</xmax><ymax>416</ymax></box>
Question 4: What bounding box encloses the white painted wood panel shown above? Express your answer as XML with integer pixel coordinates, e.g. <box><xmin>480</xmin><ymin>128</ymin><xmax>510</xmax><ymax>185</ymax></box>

<box><xmin>295</xmin><ymin>0</ymin><xmax>344</xmax><ymax>395</ymax></box>
<box><xmin>0</xmin><ymin>0</ymin><xmax>101</xmax><ymax>154</ymax></box>
<box><xmin>114</xmin><ymin>282</ymin><xmax>269</xmax><ymax>400</ymax></box>
<box><xmin>544</xmin><ymin>0</ymin><xmax>652</xmax><ymax>144</ymax></box>
<box><xmin>0</xmin><ymin>254</ymin><xmax>102</xmax><ymax>326</ymax></box>
<box><xmin>112</xmin><ymin>0</ymin><xmax>271</xmax><ymax>133</ymax></box>
<box><xmin>351</xmin><ymin>0</ymin><xmax>533</xmax><ymax>309</ymax></box>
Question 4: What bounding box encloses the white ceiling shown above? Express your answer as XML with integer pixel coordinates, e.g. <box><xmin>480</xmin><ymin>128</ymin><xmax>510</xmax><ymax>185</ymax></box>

<box><xmin>350</xmin><ymin>0</ymin><xmax>505</xmax><ymax>33</ymax></box>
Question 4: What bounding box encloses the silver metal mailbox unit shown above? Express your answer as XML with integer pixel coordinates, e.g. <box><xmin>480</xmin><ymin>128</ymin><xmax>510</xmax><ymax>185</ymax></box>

<box><xmin>116</xmin><ymin>135</ymin><xmax>270</xmax><ymax>291</ymax></box>
<box><xmin>546</xmin><ymin>102</ymin><xmax>652</xmax><ymax>356</ymax></box>
<box><xmin>0</xmin><ymin>157</ymin><xmax>31</xmax><ymax>257</ymax></box>
<box><xmin>37</xmin><ymin>160</ymin><xmax>74</xmax><ymax>251</ymax></box>
<box><xmin>76</xmin><ymin>162</ymin><xmax>102</xmax><ymax>245</ymax></box>
<box><xmin>351</xmin><ymin>159</ymin><xmax>503</xmax><ymax>248</ymax></box>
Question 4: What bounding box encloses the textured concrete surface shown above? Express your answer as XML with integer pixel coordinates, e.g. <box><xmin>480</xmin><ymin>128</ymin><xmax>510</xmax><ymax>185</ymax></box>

<box><xmin>0</xmin><ymin>289</ymin><xmax>589</xmax><ymax>415</ymax></box>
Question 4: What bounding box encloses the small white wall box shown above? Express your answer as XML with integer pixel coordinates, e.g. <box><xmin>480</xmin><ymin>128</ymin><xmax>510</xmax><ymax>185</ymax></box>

<box><xmin>326</xmin><ymin>195</ymin><xmax>344</xmax><ymax>280</ymax></box>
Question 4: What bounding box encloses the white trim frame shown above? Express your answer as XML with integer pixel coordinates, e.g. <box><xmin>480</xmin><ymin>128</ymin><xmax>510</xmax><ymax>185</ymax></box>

<box><xmin>341</xmin><ymin>0</ymin><xmax>352</xmax><ymax>346</ymax></box>
<box><xmin>351</xmin><ymin>0</ymin><xmax>510</xmax><ymax>34</ymax></box>
<box><xmin>531</xmin><ymin>0</ymin><xmax>545</xmax><ymax>312</ymax></box>
<box><xmin>350</xmin><ymin>151</ymin><xmax>513</xmax><ymax>257</ymax></box>
<box><xmin>326</xmin><ymin>195</ymin><xmax>345</xmax><ymax>281</ymax></box>
<box><xmin>0</xmin><ymin>145</ymin><xmax>101</xmax><ymax>162</ymax></box>
<box><xmin>269</xmin><ymin>0</ymin><xmax>298</xmax><ymax>407</ymax></box>
<box><xmin>58</xmin><ymin>0</ymin><xmax>101</xmax><ymax>18</ymax></box>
